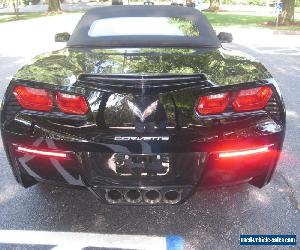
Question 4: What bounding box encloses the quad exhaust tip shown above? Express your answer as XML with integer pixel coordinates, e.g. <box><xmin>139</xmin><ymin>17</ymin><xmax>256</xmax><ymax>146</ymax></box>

<box><xmin>124</xmin><ymin>189</ymin><xmax>142</xmax><ymax>203</ymax></box>
<box><xmin>143</xmin><ymin>190</ymin><xmax>162</xmax><ymax>204</ymax></box>
<box><xmin>105</xmin><ymin>189</ymin><xmax>123</xmax><ymax>203</ymax></box>
<box><xmin>105</xmin><ymin>188</ymin><xmax>182</xmax><ymax>204</ymax></box>
<box><xmin>163</xmin><ymin>190</ymin><xmax>181</xmax><ymax>204</ymax></box>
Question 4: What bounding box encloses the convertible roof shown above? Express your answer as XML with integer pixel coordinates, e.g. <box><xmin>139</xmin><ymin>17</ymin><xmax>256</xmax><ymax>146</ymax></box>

<box><xmin>67</xmin><ymin>6</ymin><xmax>221</xmax><ymax>48</ymax></box>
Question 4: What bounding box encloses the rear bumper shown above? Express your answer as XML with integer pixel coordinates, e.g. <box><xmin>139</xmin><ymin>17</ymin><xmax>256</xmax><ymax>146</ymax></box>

<box><xmin>2</xmin><ymin>114</ymin><xmax>284</xmax><ymax>204</ymax></box>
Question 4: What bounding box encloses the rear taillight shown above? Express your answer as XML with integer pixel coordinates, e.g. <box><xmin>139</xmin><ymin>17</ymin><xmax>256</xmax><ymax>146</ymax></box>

<box><xmin>196</xmin><ymin>93</ymin><xmax>230</xmax><ymax>115</ymax></box>
<box><xmin>197</xmin><ymin>86</ymin><xmax>273</xmax><ymax>115</ymax></box>
<box><xmin>232</xmin><ymin>86</ymin><xmax>272</xmax><ymax>112</ymax></box>
<box><xmin>55</xmin><ymin>92</ymin><xmax>88</xmax><ymax>115</ymax></box>
<box><xmin>13</xmin><ymin>85</ymin><xmax>89</xmax><ymax>115</ymax></box>
<box><xmin>13</xmin><ymin>86</ymin><xmax>53</xmax><ymax>112</ymax></box>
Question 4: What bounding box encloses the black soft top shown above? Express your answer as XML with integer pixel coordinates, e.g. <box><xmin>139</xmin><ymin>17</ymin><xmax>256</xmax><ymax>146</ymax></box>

<box><xmin>67</xmin><ymin>6</ymin><xmax>220</xmax><ymax>48</ymax></box>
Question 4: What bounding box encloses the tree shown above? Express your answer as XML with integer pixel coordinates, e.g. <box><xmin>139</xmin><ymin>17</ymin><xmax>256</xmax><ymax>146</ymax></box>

<box><xmin>279</xmin><ymin>0</ymin><xmax>295</xmax><ymax>24</ymax></box>
<box><xmin>48</xmin><ymin>0</ymin><xmax>61</xmax><ymax>12</ymax></box>
<box><xmin>207</xmin><ymin>0</ymin><xmax>220</xmax><ymax>11</ymax></box>
<box><xmin>9</xmin><ymin>0</ymin><xmax>20</xmax><ymax>18</ymax></box>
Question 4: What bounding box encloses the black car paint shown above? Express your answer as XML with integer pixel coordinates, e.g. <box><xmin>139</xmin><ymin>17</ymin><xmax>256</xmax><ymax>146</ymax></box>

<box><xmin>1</xmin><ymin>46</ymin><xmax>285</xmax><ymax>205</ymax></box>
<box><xmin>14</xmin><ymin>47</ymin><xmax>271</xmax><ymax>86</ymax></box>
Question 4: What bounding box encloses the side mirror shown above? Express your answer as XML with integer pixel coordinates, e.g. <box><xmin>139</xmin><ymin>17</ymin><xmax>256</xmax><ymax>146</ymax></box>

<box><xmin>217</xmin><ymin>32</ymin><xmax>233</xmax><ymax>43</ymax></box>
<box><xmin>55</xmin><ymin>32</ymin><xmax>70</xmax><ymax>42</ymax></box>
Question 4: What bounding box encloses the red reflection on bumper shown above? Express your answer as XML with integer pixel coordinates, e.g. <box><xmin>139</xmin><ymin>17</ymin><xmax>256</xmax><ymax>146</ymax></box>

<box><xmin>218</xmin><ymin>146</ymin><xmax>271</xmax><ymax>158</ymax></box>
<box><xmin>16</xmin><ymin>145</ymin><xmax>69</xmax><ymax>159</ymax></box>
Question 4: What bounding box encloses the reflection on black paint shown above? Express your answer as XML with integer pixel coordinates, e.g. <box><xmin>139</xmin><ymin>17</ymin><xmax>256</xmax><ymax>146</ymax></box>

<box><xmin>15</xmin><ymin>47</ymin><xmax>271</xmax><ymax>86</ymax></box>
<box><xmin>14</xmin><ymin>47</ymin><xmax>272</xmax><ymax>128</ymax></box>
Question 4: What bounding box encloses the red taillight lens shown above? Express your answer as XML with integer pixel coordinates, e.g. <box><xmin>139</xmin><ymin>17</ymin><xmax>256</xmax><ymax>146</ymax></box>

<box><xmin>55</xmin><ymin>92</ymin><xmax>88</xmax><ymax>115</ymax></box>
<box><xmin>13</xmin><ymin>86</ymin><xmax>53</xmax><ymax>112</ymax></box>
<box><xmin>232</xmin><ymin>86</ymin><xmax>272</xmax><ymax>112</ymax></box>
<box><xmin>196</xmin><ymin>92</ymin><xmax>230</xmax><ymax>115</ymax></box>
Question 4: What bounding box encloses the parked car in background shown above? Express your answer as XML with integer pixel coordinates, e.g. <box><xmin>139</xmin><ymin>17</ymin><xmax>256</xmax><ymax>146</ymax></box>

<box><xmin>186</xmin><ymin>0</ymin><xmax>195</xmax><ymax>7</ymax></box>
<box><xmin>112</xmin><ymin>0</ymin><xmax>123</xmax><ymax>5</ymax></box>
<box><xmin>170</xmin><ymin>0</ymin><xmax>184</xmax><ymax>6</ymax></box>
<box><xmin>144</xmin><ymin>0</ymin><xmax>155</xmax><ymax>5</ymax></box>
<box><xmin>171</xmin><ymin>0</ymin><xmax>196</xmax><ymax>7</ymax></box>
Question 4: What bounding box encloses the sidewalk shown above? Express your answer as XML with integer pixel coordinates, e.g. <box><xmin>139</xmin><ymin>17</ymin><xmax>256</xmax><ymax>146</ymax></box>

<box><xmin>220</xmin><ymin>26</ymin><xmax>300</xmax><ymax>48</ymax></box>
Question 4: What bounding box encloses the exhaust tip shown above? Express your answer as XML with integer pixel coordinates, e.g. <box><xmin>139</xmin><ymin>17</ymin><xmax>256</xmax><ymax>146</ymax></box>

<box><xmin>163</xmin><ymin>190</ymin><xmax>181</xmax><ymax>204</ymax></box>
<box><xmin>124</xmin><ymin>189</ymin><xmax>142</xmax><ymax>203</ymax></box>
<box><xmin>143</xmin><ymin>190</ymin><xmax>162</xmax><ymax>204</ymax></box>
<box><xmin>105</xmin><ymin>189</ymin><xmax>123</xmax><ymax>203</ymax></box>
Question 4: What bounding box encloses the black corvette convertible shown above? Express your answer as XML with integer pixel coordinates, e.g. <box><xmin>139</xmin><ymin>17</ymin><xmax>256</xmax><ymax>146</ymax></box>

<box><xmin>1</xmin><ymin>6</ymin><xmax>285</xmax><ymax>205</ymax></box>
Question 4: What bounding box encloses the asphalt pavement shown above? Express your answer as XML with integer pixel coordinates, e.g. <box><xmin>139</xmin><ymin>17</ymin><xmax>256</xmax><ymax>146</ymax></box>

<box><xmin>0</xmin><ymin>14</ymin><xmax>299</xmax><ymax>250</ymax></box>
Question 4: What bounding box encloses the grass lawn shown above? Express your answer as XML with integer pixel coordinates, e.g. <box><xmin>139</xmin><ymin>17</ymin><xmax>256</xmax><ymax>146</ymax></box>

<box><xmin>204</xmin><ymin>12</ymin><xmax>273</xmax><ymax>26</ymax></box>
<box><xmin>0</xmin><ymin>12</ymin><xmax>46</xmax><ymax>23</ymax></box>
<box><xmin>203</xmin><ymin>11</ymin><xmax>300</xmax><ymax>30</ymax></box>
<box><xmin>0</xmin><ymin>11</ymin><xmax>80</xmax><ymax>24</ymax></box>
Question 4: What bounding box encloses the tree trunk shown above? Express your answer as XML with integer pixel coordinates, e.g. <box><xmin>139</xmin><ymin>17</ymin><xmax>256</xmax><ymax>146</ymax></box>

<box><xmin>208</xmin><ymin>0</ymin><xmax>220</xmax><ymax>11</ymax></box>
<box><xmin>280</xmin><ymin>0</ymin><xmax>295</xmax><ymax>24</ymax></box>
<box><xmin>12</xmin><ymin>0</ymin><xmax>20</xmax><ymax>19</ymax></box>
<box><xmin>48</xmin><ymin>0</ymin><xmax>61</xmax><ymax>12</ymax></box>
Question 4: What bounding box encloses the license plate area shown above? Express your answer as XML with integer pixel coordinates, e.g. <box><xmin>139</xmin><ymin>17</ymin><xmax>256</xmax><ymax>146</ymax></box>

<box><xmin>115</xmin><ymin>153</ymin><xmax>170</xmax><ymax>176</ymax></box>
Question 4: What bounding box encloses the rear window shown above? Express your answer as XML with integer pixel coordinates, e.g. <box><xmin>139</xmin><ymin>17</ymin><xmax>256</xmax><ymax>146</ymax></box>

<box><xmin>88</xmin><ymin>17</ymin><xmax>200</xmax><ymax>37</ymax></box>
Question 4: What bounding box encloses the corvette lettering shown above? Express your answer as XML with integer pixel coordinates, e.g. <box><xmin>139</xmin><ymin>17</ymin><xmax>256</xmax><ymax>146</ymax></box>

<box><xmin>114</xmin><ymin>136</ymin><xmax>169</xmax><ymax>141</ymax></box>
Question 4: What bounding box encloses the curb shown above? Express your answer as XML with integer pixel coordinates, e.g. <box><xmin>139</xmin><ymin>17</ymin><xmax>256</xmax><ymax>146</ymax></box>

<box><xmin>273</xmin><ymin>30</ymin><xmax>300</xmax><ymax>35</ymax></box>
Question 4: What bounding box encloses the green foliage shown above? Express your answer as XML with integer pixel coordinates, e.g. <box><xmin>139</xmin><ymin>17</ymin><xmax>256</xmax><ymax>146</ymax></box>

<box><xmin>168</xmin><ymin>17</ymin><xmax>200</xmax><ymax>37</ymax></box>
<box><xmin>23</xmin><ymin>0</ymin><xmax>40</xmax><ymax>5</ymax></box>
<box><xmin>296</xmin><ymin>0</ymin><xmax>300</xmax><ymax>7</ymax></box>
<box><xmin>221</xmin><ymin>0</ymin><xmax>233</xmax><ymax>4</ymax></box>
<box><xmin>247</xmin><ymin>0</ymin><xmax>264</xmax><ymax>5</ymax></box>
<box><xmin>219</xmin><ymin>0</ymin><xmax>264</xmax><ymax>5</ymax></box>
<box><xmin>0</xmin><ymin>0</ymin><xmax>8</xmax><ymax>7</ymax></box>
